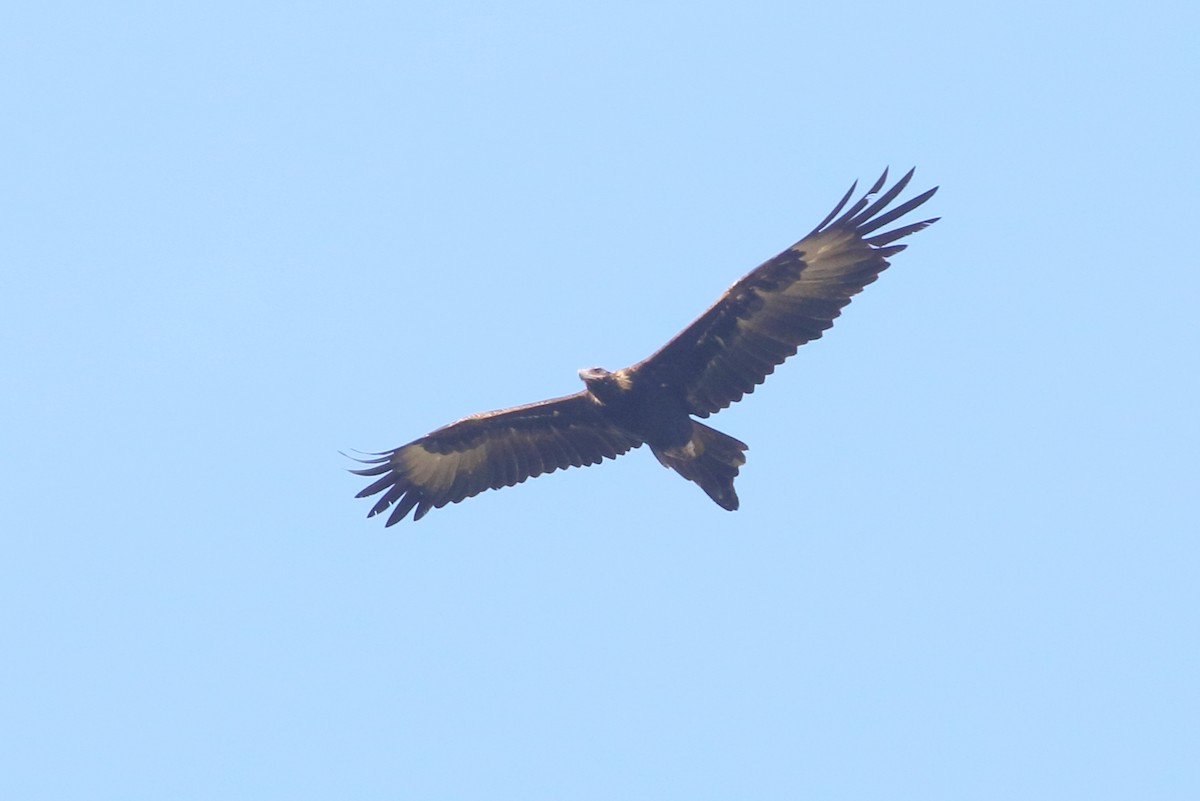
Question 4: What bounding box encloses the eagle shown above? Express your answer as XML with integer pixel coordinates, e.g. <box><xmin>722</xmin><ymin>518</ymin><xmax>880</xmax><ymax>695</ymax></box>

<box><xmin>353</xmin><ymin>168</ymin><xmax>938</xmax><ymax>524</ymax></box>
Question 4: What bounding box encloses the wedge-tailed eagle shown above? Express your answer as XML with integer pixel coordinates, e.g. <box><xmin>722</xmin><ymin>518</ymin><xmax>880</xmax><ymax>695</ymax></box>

<box><xmin>353</xmin><ymin>168</ymin><xmax>938</xmax><ymax>524</ymax></box>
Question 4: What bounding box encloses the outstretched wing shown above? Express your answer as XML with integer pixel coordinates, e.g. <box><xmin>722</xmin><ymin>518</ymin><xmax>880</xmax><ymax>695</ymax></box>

<box><xmin>352</xmin><ymin>392</ymin><xmax>642</xmax><ymax>524</ymax></box>
<box><xmin>636</xmin><ymin>168</ymin><xmax>939</xmax><ymax>417</ymax></box>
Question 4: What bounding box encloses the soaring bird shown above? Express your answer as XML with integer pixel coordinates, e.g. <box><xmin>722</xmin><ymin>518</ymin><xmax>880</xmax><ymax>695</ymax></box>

<box><xmin>353</xmin><ymin>169</ymin><xmax>938</xmax><ymax>524</ymax></box>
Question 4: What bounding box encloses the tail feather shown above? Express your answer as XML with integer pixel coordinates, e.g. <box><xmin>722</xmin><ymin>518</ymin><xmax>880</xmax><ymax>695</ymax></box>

<box><xmin>651</xmin><ymin>421</ymin><xmax>748</xmax><ymax>511</ymax></box>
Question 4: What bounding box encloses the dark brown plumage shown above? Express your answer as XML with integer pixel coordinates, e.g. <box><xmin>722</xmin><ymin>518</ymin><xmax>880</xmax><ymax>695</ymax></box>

<box><xmin>353</xmin><ymin>168</ymin><xmax>938</xmax><ymax>524</ymax></box>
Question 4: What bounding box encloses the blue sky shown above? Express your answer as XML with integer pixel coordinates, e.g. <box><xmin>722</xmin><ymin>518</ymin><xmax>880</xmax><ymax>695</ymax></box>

<box><xmin>3</xmin><ymin>1</ymin><xmax>1198</xmax><ymax>798</ymax></box>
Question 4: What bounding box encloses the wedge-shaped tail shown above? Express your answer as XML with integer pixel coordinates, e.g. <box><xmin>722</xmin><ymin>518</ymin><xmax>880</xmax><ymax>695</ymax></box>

<box><xmin>650</xmin><ymin>421</ymin><xmax>749</xmax><ymax>510</ymax></box>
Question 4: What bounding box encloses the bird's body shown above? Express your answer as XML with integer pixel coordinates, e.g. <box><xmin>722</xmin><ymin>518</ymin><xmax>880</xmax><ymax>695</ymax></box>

<box><xmin>353</xmin><ymin>169</ymin><xmax>938</xmax><ymax>524</ymax></box>
<box><xmin>578</xmin><ymin>367</ymin><xmax>690</xmax><ymax>450</ymax></box>
<box><xmin>577</xmin><ymin>365</ymin><xmax>748</xmax><ymax>511</ymax></box>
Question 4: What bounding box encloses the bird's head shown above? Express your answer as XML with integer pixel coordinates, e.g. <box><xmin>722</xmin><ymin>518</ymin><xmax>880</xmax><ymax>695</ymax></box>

<box><xmin>578</xmin><ymin>366</ymin><xmax>612</xmax><ymax>394</ymax></box>
<box><xmin>578</xmin><ymin>366</ymin><xmax>610</xmax><ymax>382</ymax></box>
<box><xmin>578</xmin><ymin>366</ymin><xmax>633</xmax><ymax>403</ymax></box>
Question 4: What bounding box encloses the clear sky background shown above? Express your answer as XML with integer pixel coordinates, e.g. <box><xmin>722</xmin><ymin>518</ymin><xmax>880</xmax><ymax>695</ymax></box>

<box><xmin>3</xmin><ymin>1</ymin><xmax>1197</xmax><ymax>799</ymax></box>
